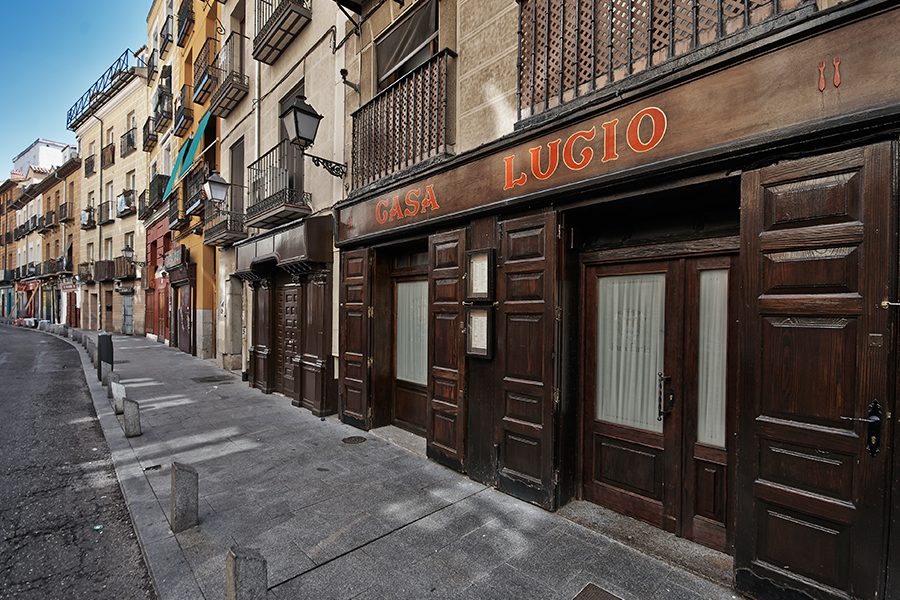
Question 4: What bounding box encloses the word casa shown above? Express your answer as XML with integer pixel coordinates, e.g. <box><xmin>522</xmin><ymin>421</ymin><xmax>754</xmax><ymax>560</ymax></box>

<box><xmin>503</xmin><ymin>106</ymin><xmax>667</xmax><ymax>190</ymax></box>
<box><xmin>375</xmin><ymin>185</ymin><xmax>440</xmax><ymax>223</ymax></box>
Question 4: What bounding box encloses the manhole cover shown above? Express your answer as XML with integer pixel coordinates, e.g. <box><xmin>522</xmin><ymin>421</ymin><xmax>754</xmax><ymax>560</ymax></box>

<box><xmin>342</xmin><ymin>436</ymin><xmax>367</xmax><ymax>444</ymax></box>
<box><xmin>191</xmin><ymin>375</ymin><xmax>236</xmax><ymax>383</ymax></box>
<box><xmin>573</xmin><ymin>583</ymin><xmax>623</xmax><ymax>600</ymax></box>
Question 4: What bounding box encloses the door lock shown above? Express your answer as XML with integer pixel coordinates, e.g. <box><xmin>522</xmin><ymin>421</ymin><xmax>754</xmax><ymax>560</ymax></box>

<box><xmin>657</xmin><ymin>372</ymin><xmax>674</xmax><ymax>421</ymax></box>
<box><xmin>841</xmin><ymin>399</ymin><xmax>882</xmax><ymax>456</ymax></box>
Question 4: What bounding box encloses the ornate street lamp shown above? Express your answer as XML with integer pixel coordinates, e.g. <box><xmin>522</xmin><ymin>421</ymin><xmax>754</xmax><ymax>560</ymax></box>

<box><xmin>279</xmin><ymin>95</ymin><xmax>347</xmax><ymax>178</ymax></box>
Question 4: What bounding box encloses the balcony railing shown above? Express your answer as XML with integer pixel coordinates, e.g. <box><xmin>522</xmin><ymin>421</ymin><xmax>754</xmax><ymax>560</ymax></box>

<box><xmin>160</xmin><ymin>14</ymin><xmax>173</xmax><ymax>55</ymax></box>
<box><xmin>81</xmin><ymin>207</ymin><xmax>96</xmax><ymax>230</ymax></box>
<box><xmin>352</xmin><ymin>49</ymin><xmax>456</xmax><ymax>190</ymax></box>
<box><xmin>193</xmin><ymin>37</ymin><xmax>218</xmax><ymax>105</ymax></box>
<box><xmin>66</xmin><ymin>49</ymin><xmax>137</xmax><ymax>130</ymax></box>
<box><xmin>174</xmin><ymin>84</ymin><xmax>194</xmax><ymax>137</ymax></box>
<box><xmin>14</xmin><ymin>226</ymin><xmax>24</xmax><ymax>240</ymax></box>
<box><xmin>40</xmin><ymin>210</ymin><xmax>56</xmax><ymax>232</ymax></box>
<box><xmin>253</xmin><ymin>0</ymin><xmax>312</xmax><ymax>65</ymax></box>
<box><xmin>148</xmin><ymin>173</ymin><xmax>170</xmax><ymax>211</ymax></box>
<box><xmin>37</xmin><ymin>215</ymin><xmax>47</xmax><ymax>233</ymax></box>
<box><xmin>203</xmin><ymin>190</ymin><xmax>247</xmax><ymax>247</ymax></box>
<box><xmin>246</xmin><ymin>139</ymin><xmax>311</xmax><ymax>229</ymax></box>
<box><xmin>154</xmin><ymin>87</ymin><xmax>174</xmax><ymax>132</ymax></box>
<box><xmin>29</xmin><ymin>216</ymin><xmax>37</xmax><ymax>232</ymax></box>
<box><xmin>138</xmin><ymin>189</ymin><xmax>150</xmax><ymax>220</ymax></box>
<box><xmin>84</xmin><ymin>154</ymin><xmax>96</xmax><ymax>177</ymax></box>
<box><xmin>210</xmin><ymin>32</ymin><xmax>250</xmax><ymax>118</ymax></box>
<box><xmin>0</xmin><ymin>270</ymin><xmax>11</xmax><ymax>283</ymax></box>
<box><xmin>143</xmin><ymin>117</ymin><xmax>158</xmax><ymax>151</ymax></box>
<box><xmin>59</xmin><ymin>202</ymin><xmax>73</xmax><ymax>222</ymax></box>
<box><xmin>101</xmin><ymin>143</ymin><xmax>116</xmax><ymax>168</ymax></box>
<box><xmin>98</xmin><ymin>201</ymin><xmax>114</xmax><ymax>226</ymax></box>
<box><xmin>4</xmin><ymin>232</ymin><xmax>11</xmax><ymax>244</ymax></box>
<box><xmin>177</xmin><ymin>0</ymin><xmax>194</xmax><ymax>48</ymax></box>
<box><xmin>114</xmin><ymin>256</ymin><xmax>137</xmax><ymax>280</ymax></box>
<box><xmin>517</xmin><ymin>0</ymin><xmax>811</xmax><ymax>120</ymax></box>
<box><xmin>116</xmin><ymin>190</ymin><xmax>137</xmax><ymax>218</ymax></box>
<box><xmin>78</xmin><ymin>262</ymin><xmax>95</xmax><ymax>283</ymax></box>
<box><xmin>120</xmin><ymin>128</ymin><xmax>137</xmax><ymax>157</ymax></box>
<box><xmin>95</xmin><ymin>260</ymin><xmax>115</xmax><ymax>282</ymax></box>
<box><xmin>168</xmin><ymin>188</ymin><xmax>187</xmax><ymax>230</ymax></box>
<box><xmin>185</xmin><ymin>162</ymin><xmax>209</xmax><ymax>215</ymax></box>
<box><xmin>147</xmin><ymin>49</ymin><xmax>159</xmax><ymax>85</ymax></box>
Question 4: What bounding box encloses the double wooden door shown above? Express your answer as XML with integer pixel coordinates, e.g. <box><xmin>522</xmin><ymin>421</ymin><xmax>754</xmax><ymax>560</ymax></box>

<box><xmin>582</xmin><ymin>256</ymin><xmax>734</xmax><ymax>550</ymax></box>
<box><xmin>274</xmin><ymin>282</ymin><xmax>299</xmax><ymax>395</ymax></box>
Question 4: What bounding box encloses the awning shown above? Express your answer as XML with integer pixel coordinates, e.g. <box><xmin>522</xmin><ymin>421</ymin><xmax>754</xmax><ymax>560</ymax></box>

<box><xmin>178</xmin><ymin>109</ymin><xmax>212</xmax><ymax>179</ymax></box>
<box><xmin>163</xmin><ymin>135</ymin><xmax>193</xmax><ymax>200</ymax></box>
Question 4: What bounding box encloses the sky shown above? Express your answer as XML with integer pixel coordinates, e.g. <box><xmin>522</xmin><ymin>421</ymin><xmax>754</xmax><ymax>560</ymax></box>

<box><xmin>0</xmin><ymin>2</ymin><xmax>151</xmax><ymax>173</ymax></box>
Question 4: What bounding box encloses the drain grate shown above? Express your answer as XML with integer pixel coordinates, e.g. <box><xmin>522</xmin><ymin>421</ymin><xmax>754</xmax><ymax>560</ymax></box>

<box><xmin>573</xmin><ymin>584</ymin><xmax>623</xmax><ymax>600</ymax></box>
<box><xmin>191</xmin><ymin>375</ymin><xmax>236</xmax><ymax>383</ymax></box>
<box><xmin>342</xmin><ymin>436</ymin><xmax>367</xmax><ymax>444</ymax></box>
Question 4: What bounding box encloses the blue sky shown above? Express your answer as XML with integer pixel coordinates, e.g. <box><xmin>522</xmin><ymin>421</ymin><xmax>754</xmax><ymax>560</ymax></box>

<box><xmin>0</xmin><ymin>2</ymin><xmax>150</xmax><ymax>173</ymax></box>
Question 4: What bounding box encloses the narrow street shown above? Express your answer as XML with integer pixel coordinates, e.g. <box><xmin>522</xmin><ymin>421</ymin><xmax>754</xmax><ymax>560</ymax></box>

<box><xmin>0</xmin><ymin>326</ymin><xmax>155</xmax><ymax>599</ymax></box>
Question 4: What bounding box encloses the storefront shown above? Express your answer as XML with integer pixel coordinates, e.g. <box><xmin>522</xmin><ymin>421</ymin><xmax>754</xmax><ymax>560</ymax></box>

<box><xmin>335</xmin><ymin>5</ymin><xmax>900</xmax><ymax>599</ymax></box>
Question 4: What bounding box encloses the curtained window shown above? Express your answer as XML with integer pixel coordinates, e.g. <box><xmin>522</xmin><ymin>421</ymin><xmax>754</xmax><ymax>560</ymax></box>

<box><xmin>696</xmin><ymin>269</ymin><xmax>728</xmax><ymax>447</ymax></box>
<box><xmin>396</xmin><ymin>280</ymin><xmax>428</xmax><ymax>385</ymax></box>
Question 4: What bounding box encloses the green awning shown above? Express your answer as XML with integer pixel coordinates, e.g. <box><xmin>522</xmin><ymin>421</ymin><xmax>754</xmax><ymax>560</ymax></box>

<box><xmin>178</xmin><ymin>109</ymin><xmax>212</xmax><ymax>179</ymax></box>
<box><xmin>163</xmin><ymin>136</ymin><xmax>193</xmax><ymax>200</ymax></box>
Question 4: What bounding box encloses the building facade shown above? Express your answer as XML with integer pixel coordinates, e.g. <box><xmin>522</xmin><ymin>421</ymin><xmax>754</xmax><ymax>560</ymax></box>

<box><xmin>333</xmin><ymin>1</ymin><xmax>900</xmax><ymax>599</ymax></box>
<box><xmin>0</xmin><ymin>174</ymin><xmax>25</xmax><ymax>317</ymax></box>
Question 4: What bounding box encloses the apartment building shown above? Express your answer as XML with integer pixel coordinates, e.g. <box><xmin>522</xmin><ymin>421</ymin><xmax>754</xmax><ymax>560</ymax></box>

<box><xmin>0</xmin><ymin>173</ymin><xmax>25</xmax><ymax>317</ymax></box>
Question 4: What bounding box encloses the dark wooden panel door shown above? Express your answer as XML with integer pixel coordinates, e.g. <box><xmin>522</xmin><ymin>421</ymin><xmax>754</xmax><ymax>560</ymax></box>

<box><xmin>340</xmin><ymin>248</ymin><xmax>372</xmax><ymax>430</ymax></box>
<box><xmin>178</xmin><ymin>284</ymin><xmax>191</xmax><ymax>354</ymax></box>
<box><xmin>393</xmin><ymin>277</ymin><xmax>428</xmax><ymax>436</ymax></box>
<box><xmin>427</xmin><ymin>229</ymin><xmax>467</xmax><ymax>471</ymax></box>
<box><xmin>275</xmin><ymin>281</ymin><xmax>300</xmax><ymax>395</ymax></box>
<box><xmin>736</xmin><ymin>144</ymin><xmax>893</xmax><ymax>600</ymax></box>
<box><xmin>495</xmin><ymin>213</ymin><xmax>558</xmax><ymax>508</ymax></box>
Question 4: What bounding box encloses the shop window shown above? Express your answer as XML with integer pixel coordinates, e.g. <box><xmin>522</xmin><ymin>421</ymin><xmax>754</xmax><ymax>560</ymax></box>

<box><xmin>376</xmin><ymin>0</ymin><xmax>438</xmax><ymax>92</ymax></box>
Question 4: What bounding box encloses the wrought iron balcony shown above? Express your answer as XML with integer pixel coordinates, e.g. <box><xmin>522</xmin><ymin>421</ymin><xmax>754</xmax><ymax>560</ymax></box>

<box><xmin>193</xmin><ymin>37</ymin><xmax>218</xmax><ymax>105</ymax></box>
<box><xmin>252</xmin><ymin>0</ymin><xmax>312</xmax><ymax>65</ymax></box>
<box><xmin>352</xmin><ymin>49</ymin><xmax>456</xmax><ymax>190</ymax></box>
<box><xmin>37</xmin><ymin>215</ymin><xmax>47</xmax><ymax>233</ymax></box>
<box><xmin>174</xmin><ymin>84</ymin><xmax>194</xmax><ymax>138</ymax></box>
<box><xmin>81</xmin><ymin>207</ymin><xmax>96</xmax><ymax>230</ymax></box>
<box><xmin>29</xmin><ymin>262</ymin><xmax>40</xmax><ymax>278</ymax></box>
<box><xmin>114</xmin><ymin>256</ymin><xmax>137</xmax><ymax>280</ymax></box>
<box><xmin>160</xmin><ymin>14</ymin><xmax>173</xmax><ymax>56</ymax></box>
<box><xmin>168</xmin><ymin>188</ymin><xmax>187</xmax><ymax>230</ymax></box>
<box><xmin>120</xmin><ymin>128</ymin><xmax>137</xmax><ymax>157</ymax></box>
<box><xmin>101</xmin><ymin>143</ymin><xmax>116</xmax><ymax>168</ymax></box>
<box><xmin>147</xmin><ymin>49</ymin><xmax>159</xmax><ymax>85</ymax></box>
<box><xmin>14</xmin><ymin>226</ymin><xmax>24</xmax><ymax>240</ymax></box>
<box><xmin>203</xmin><ymin>189</ymin><xmax>247</xmax><ymax>247</ymax></box>
<box><xmin>67</xmin><ymin>49</ymin><xmax>138</xmax><ymax>131</ymax></box>
<box><xmin>246</xmin><ymin>139</ymin><xmax>311</xmax><ymax>229</ymax></box>
<box><xmin>209</xmin><ymin>32</ymin><xmax>250</xmax><ymax>118</ymax></box>
<box><xmin>59</xmin><ymin>202</ymin><xmax>73</xmax><ymax>223</ymax></box>
<box><xmin>154</xmin><ymin>87</ymin><xmax>174</xmax><ymax>132</ymax></box>
<box><xmin>116</xmin><ymin>190</ymin><xmax>137</xmax><ymax>218</ymax></box>
<box><xmin>78</xmin><ymin>262</ymin><xmax>95</xmax><ymax>283</ymax></box>
<box><xmin>148</xmin><ymin>173</ymin><xmax>169</xmax><ymax>211</ymax></box>
<box><xmin>143</xmin><ymin>117</ymin><xmax>158</xmax><ymax>151</ymax></box>
<box><xmin>177</xmin><ymin>0</ymin><xmax>194</xmax><ymax>48</ymax></box>
<box><xmin>95</xmin><ymin>260</ymin><xmax>115</xmax><ymax>282</ymax></box>
<box><xmin>40</xmin><ymin>210</ymin><xmax>56</xmax><ymax>232</ymax></box>
<box><xmin>84</xmin><ymin>154</ymin><xmax>96</xmax><ymax>177</ymax></box>
<box><xmin>28</xmin><ymin>216</ymin><xmax>37</xmax><ymax>232</ymax></box>
<box><xmin>3</xmin><ymin>231</ymin><xmax>10</xmax><ymax>244</ymax></box>
<box><xmin>185</xmin><ymin>162</ymin><xmax>209</xmax><ymax>216</ymax></box>
<box><xmin>138</xmin><ymin>189</ymin><xmax>150</xmax><ymax>220</ymax></box>
<box><xmin>0</xmin><ymin>270</ymin><xmax>11</xmax><ymax>283</ymax></box>
<box><xmin>40</xmin><ymin>260</ymin><xmax>56</xmax><ymax>278</ymax></box>
<box><xmin>98</xmin><ymin>201</ymin><xmax>114</xmax><ymax>226</ymax></box>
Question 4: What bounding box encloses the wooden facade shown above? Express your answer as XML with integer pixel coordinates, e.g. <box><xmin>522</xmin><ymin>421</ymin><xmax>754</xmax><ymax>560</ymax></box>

<box><xmin>335</xmin><ymin>1</ymin><xmax>900</xmax><ymax>599</ymax></box>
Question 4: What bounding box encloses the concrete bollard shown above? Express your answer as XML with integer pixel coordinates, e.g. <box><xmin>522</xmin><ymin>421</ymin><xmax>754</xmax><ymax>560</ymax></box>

<box><xmin>111</xmin><ymin>381</ymin><xmax>127</xmax><ymax>415</ymax></box>
<box><xmin>171</xmin><ymin>462</ymin><xmax>199</xmax><ymax>533</ymax></box>
<box><xmin>97</xmin><ymin>333</ymin><xmax>113</xmax><ymax>383</ymax></box>
<box><xmin>101</xmin><ymin>361</ymin><xmax>113</xmax><ymax>386</ymax></box>
<box><xmin>226</xmin><ymin>546</ymin><xmax>267</xmax><ymax>600</ymax></box>
<box><xmin>107</xmin><ymin>371</ymin><xmax>120</xmax><ymax>399</ymax></box>
<box><xmin>123</xmin><ymin>398</ymin><xmax>141</xmax><ymax>438</ymax></box>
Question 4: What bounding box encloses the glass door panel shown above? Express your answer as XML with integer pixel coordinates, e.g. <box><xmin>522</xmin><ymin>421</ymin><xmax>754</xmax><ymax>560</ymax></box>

<box><xmin>396</xmin><ymin>280</ymin><xmax>428</xmax><ymax>385</ymax></box>
<box><xmin>696</xmin><ymin>269</ymin><xmax>728</xmax><ymax>447</ymax></box>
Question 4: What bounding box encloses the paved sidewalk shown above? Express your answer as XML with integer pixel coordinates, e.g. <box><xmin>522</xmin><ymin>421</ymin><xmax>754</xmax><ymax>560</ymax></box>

<box><xmin>58</xmin><ymin>328</ymin><xmax>740</xmax><ymax>600</ymax></box>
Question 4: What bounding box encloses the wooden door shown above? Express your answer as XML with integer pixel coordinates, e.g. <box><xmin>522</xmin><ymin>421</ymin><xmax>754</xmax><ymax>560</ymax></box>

<box><xmin>157</xmin><ymin>285</ymin><xmax>168</xmax><ymax>342</ymax></box>
<box><xmin>340</xmin><ymin>248</ymin><xmax>372</xmax><ymax>429</ymax></box>
<box><xmin>427</xmin><ymin>229</ymin><xmax>467</xmax><ymax>471</ymax></box>
<box><xmin>178</xmin><ymin>284</ymin><xmax>191</xmax><ymax>354</ymax></box>
<box><xmin>582</xmin><ymin>257</ymin><xmax>734</xmax><ymax>550</ymax></box>
<box><xmin>736</xmin><ymin>144</ymin><xmax>893</xmax><ymax>600</ymax></box>
<box><xmin>495</xmin><ymin>213</ymin><xmax>559</xmax><ymax>508</ymax></box>
<box><xmin>275</xmin><ymin>281</ymin><xmax>300</xmax><ymax>395</ymax></box>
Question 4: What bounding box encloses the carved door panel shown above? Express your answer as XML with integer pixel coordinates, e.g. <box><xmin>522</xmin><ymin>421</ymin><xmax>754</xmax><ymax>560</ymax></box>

<box><xmin>275</xmin><ymin>280</ymin><xmax>300</xmax><ymax>395</ymax></box>
<box><xmin>427</xmin><ymin>229</ymin><xmax>467</xmax><ymax>471</ymax></box>
<box><xmin>340</xmin><ymin>248</ymin><xmax>372</xmax><ymax>429</ymax></box>
<box><xmin>736</xmin><ymin>144</ymin><xmax>893</xmax><ymax>600</ymax></box>
<box><xmin>495</xmin><ymin>213</ymin><xmax>559</xmax><ymax>508</ymax></box>
<box><xmin>178</xmin><ymin>284</ymin><xmax>191</xmax><ymax>354</ymax></box>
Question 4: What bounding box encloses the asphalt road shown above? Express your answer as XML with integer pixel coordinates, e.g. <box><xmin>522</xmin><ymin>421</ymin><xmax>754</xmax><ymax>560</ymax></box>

<box><xmin>0</xmin><ymin>326</ymin><xmax>156</xmax><ymax>599</ymax></box>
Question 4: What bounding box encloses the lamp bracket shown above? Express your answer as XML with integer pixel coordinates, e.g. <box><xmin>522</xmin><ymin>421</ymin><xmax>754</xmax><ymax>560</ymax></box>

<box><xmin>305</xmin><ymin>152</ymin><xmax>348</xmax><ymax>178</ymax></box>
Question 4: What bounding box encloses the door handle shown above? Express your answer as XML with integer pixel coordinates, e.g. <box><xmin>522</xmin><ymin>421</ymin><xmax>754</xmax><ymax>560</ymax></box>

<box><xmin>657</xmin><ymin>372</ymin><xmax>674</xmax><ymax>421</ymax></box>
<box><xmin>841</xmin><ymin>399</ymin><xmax>882</xmax><ymax>456</ymax></box>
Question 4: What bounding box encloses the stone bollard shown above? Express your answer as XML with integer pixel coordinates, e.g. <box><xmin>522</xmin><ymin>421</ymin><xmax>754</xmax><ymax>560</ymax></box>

<box><xmin>111</xmin><ymin>381</ymin><xmax>127</xmax><ymax>415</ymax></box>
<box><xmin>123</xmin><ymin>398</ymin><xmax>141</xmax><ymax>438</ymax></box>
<box><xmin>226</xmin><ymin>546</ymin><xmax>267</xmax><ymax>600</ymax></box>
<box><xmin>107</xmin><ymin>371</ymin><xmax>120</xmax><ymax>399</ymax></box>
<box><xmin>171</xmin><ymin>462</ymin><xmax>199</xmax><ymax>533</ymax></box>
<box><xmin>101</xmin><ymin>361</ymin><xmax>113</xmax><ymax>386</ymax></box>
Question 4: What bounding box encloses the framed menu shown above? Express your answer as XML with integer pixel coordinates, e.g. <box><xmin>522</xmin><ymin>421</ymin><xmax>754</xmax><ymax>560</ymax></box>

<box><xmin>466</xmin><ymin>306</ymin><xmax>492</xmax><ymax>358</ymax></box>
<box><xmin>465</xmin><ymin>249</ymin><xmax>494</xmax><ymax>301</ymax></box>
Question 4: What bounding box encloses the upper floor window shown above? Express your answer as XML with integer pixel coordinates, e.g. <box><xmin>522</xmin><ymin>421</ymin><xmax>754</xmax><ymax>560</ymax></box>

<box><xmin>376</xmin><ymin>0</ymin><xmax>438</xmax><ymax>92</ymax></box>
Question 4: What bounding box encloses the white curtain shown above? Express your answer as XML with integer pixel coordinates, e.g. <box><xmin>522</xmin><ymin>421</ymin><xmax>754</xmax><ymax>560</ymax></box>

<box><xmin>697</xmin><ymin>270</ymin><xmax>728</xmax><ymax>447</ymax></box>
<box><xmin>396</xmin><ymin>280</ymin><xmax>428</xmax><ymax>385</ymax></box>
<box><xmin>596</xmin><ymin>273</ymin><xmax>666</xmax><ymax>433</ymax></box>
